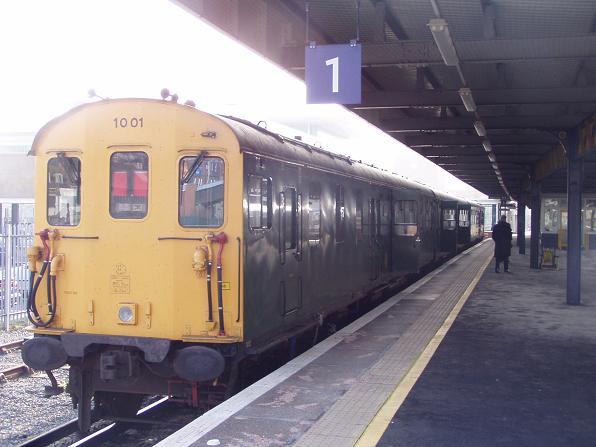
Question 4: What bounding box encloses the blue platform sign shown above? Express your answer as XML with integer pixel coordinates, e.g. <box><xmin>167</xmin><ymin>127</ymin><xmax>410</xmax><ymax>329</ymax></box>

<box><xmin>305</xmin><ymin>43</ymin><xmax>361</xmax><ymax>104</ymax></box>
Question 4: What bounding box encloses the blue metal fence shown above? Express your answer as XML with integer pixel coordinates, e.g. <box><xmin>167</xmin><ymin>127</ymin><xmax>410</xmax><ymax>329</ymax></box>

<box><xmin>1</xmin><ymin>217</ymin><xmax>34</xmax><ymax>330</ymax></box>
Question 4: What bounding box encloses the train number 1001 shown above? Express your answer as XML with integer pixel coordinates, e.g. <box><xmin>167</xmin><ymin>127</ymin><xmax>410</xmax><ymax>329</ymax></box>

<box><xmin>113</xmin><ymin>117</ymin><xmax>144</xmax><ymax>128</ymax></box>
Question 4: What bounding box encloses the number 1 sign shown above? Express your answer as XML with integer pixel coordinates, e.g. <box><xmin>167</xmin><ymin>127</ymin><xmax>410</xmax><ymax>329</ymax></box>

<box><xmin>305</xmin><ymin>43</ymin><xmax>362</xmax><ymax>104</ymax></box>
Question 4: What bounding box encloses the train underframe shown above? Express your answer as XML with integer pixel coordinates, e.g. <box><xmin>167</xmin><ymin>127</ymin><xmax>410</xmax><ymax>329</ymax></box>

<box><xmin>24</xmin><ymin>333</ymin><xmax>243</xmax><ymax>432</ymax></box>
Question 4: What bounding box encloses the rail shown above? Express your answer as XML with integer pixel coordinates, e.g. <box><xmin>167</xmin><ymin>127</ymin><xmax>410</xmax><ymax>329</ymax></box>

<box><xmin>0</xmin><ymin>338</ymin><xmax>25</xmax><ymax>352</ymax></box>
<box><xmin>0</xmin><ymin>364</ymin><xmax>32</xmax><ymax>381</ymax></box>
<box><xmin>17</xmin><ymin>397</ymin><xmax>172</xmax><ymax>447</ymax></box>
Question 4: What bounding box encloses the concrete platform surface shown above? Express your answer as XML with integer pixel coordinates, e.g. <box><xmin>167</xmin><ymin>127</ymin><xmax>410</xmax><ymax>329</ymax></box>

<box><xmin>157</xmin><ymin>241</ymin><xmax>493</xmax><ymax>447</ymax></box>
<box><xmin>378</xmin><ymin>245</ymin><xmax>596</xmax><ymax>446</ymax></box>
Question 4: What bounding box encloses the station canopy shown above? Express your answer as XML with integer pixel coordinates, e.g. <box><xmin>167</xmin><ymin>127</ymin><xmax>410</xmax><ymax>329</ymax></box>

<box><xmin>177</xmin><ymin>0</ymin><xmax>596</xmax><ymax>200</ymax></box>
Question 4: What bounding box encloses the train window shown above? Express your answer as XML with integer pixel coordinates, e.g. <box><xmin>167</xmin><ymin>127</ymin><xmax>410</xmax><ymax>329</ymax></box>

<box><xmin>335</xmin><ymin>184</ymin><xmax>345</xmax><ymax>243</ymax></box>
<box><xmin>110</xmin><ymin>152</ymin><xmax>148</xmax><ymax>219</ymax></box>
<box><xmin>443</xmin><ymin>208</ymin><xmax>456</xmax><ymax>230</ymax></box>
<box><xmin>248</xmin><ymin>175</ymin><xmax>271</xmax><ymax>230</ymax></box>
<box><xmin>394</xmin><ymin>200</ymin><xmax>417</xmax><ymax>236</ymax></box>
<box><xmin>459</xmin><ymin>209</ymin><xmax>470</xmax><ymax>227</ymax></box>
<box><xmin>423</xmin><ymin>198</ymin><xmax>433</xmax><ymax>230</ymax></box>
<box><xmin>179</xmin><ymin>156</ymin><xmax>224</xmax><ymax>227</ymax></box>
<box><xmin>280</xmin><ymin>188</ymin><xmax>297</xmax><ymax>250</ymax></box>
<box><xmin>355</xmin><ymin>191</ymin><xmax>363</xmax><ymax>235</ymax></box>
<box><xmin>308</xmin><ymin>183</ymin><xmax>321</xmax><ymax>245</ymax></box>
<box><xmin>584</xmin><ymin>199</ymin><xmax>596</xmax><ymax>231</ymax></box>
<box><xmin>369</xmin><ymin>198</ymin><xmax>377</xmax><ymax>237</ymax></box>
<box><xmin>380</xmin><ymin>199</ymin><xmax>391</xmax><ymax>236</ymax></box>
<box><xmin>47</xmin><ymin>156</ymin><xmax>81</xmax><ymax>226</ymax></box>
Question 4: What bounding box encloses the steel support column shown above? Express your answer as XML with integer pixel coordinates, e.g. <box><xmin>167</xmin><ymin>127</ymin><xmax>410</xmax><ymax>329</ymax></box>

<box><xmin>518</xmin><ymin>200</ymin><xmax>526</xmax><ymax>254</ymax></box>
<box><xmin>530</xmin><ymin>185</ymin><xmax>541</xmax><ymax>269</ymax></box>
<box><xmin>566</xmin><ymin>131</ymin><xmax>582</xmax><ymax>305</ymax></box>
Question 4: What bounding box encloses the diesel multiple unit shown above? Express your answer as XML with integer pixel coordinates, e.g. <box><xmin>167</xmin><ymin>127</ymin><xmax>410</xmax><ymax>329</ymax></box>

<box><xmin>21</xmin><ymin>99</ymin><xmax>484</xmax><ymax>431</ymax></box>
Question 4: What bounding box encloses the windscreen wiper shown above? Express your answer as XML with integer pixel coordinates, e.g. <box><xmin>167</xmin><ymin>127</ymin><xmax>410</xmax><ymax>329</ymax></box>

<box><xmin>58</xmin><ymin>154</ymin><xmax>80</xmax><ymax>186</ymax></box>
<box><xmin>181</xmin><ymin>151</ymin><xmax>206</xmax><ymax>185</ymax></box>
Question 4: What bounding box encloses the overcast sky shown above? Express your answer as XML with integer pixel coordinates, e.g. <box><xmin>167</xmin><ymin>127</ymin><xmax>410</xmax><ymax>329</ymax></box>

<box><xmin>0</xmin><ymin>0</ymin><xmax>485</xmax><ymax>199</ymax></box>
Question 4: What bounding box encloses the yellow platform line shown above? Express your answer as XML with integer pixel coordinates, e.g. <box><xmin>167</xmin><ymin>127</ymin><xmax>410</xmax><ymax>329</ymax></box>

<box><xmin>355</xmin><ymin>251</ymin><xmax>493</xmax><ymax>447</ymax></box>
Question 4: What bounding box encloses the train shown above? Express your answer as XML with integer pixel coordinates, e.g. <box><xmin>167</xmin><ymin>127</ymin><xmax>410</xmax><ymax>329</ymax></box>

<box><xmin>21</xmin><ymin>97</ymin><xmax>484</xmax><ymax>431</ymax></box>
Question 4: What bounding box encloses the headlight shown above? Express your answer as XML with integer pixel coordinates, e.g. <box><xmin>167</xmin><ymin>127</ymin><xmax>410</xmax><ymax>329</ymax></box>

<box><xmin>117</xmin><ymin>303</ymin><xmax>136</xmax><ymax>325</ymax></box>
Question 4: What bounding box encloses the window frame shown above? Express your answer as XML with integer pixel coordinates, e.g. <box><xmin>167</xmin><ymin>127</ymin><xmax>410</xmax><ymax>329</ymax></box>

<box><xmin>335</xmin><ymin>184</ymin><xmax>345</xmax><ymax>243</ymax></box>
<box><xmin>308</xmin><ymin>182</ymin><xmax>322</xmax><ymax>246</ymax></box>
<box><xmin>247</xmin><ymin>174</ymin><xmax>272</xmax><ymax>231</ymax></box>
<box><xmin>283</xmin><ymin>188</ymin><xmax>297</xmax><ymax>251</ymax></box>
<box><xmin>458</xmin><ymin>208</ymin><xmax>470</xmax><ymax>227</ymax></box>
<box><xmin>178</xmin><ymin>155</ymin><xmax>225</xmax><ymax>228</ymax></box>
<box><xmin>443</xmin><ymin>207</ymin><xmax>457</xmax><ymax>230</ymax></box>
<box><xmin>394</xmin><ymin>200</ymin><xmax>418</xmax><ymax>236</ymax></box>
<box><xmin>109</xmin><ymin>151</ymin><xmax>149</xmax><ymax>220</ymax></box>
<box><xmin>46</xmin><ymin>156</ymin><xmax>82</xmax><ymax>227</ymax></box>
<box><xmin>355</xmin><ymin>191</ymin><xmax>363</xmax><ymax>236</ymax></box>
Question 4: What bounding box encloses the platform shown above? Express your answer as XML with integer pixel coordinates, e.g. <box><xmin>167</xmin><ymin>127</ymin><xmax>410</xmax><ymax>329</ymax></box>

<box><xmin>157</xmin><ymin>240</ymin><xmax>493</xmax><ymax>447</ymax></box>
<box><xmin>373</xmin><ymin>244</ymin><xmax>596</xmax><ymax>447</ymax></box>
<box><xmin>158</xmin><ymin>241</ymin><xmax>596</xmax><ymax>446</ymax></box>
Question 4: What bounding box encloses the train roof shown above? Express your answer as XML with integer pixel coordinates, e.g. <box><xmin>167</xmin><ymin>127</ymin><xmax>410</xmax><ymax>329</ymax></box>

<box><xmin>220</xmin><ymin>115</ymin><xmax>481</xmax><ymax>205</ymax></box>
<box><xmin>30</xmin><ymin>98</ymin><xmax>473</xmax><ymax>204</ymax></box>
<box><xmin>218</xmin><ymin>114</ymin><xmax>438</xmax><ymax>196</ymax></box>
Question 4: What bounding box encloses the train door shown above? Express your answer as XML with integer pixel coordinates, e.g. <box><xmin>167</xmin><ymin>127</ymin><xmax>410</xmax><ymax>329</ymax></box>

<box><xmin>278</xmin><ymin>186</ymin><xmax>303</xmax><ymax>316</ymax></box>
<box><xmin>432</xmin><ymin>197</ymin><xmax>440</xmax><ymax>260</ymax></box>
<box><xmin>419</xmin><ymin>195</ymin><xmax>435</xmax><ymax>266</ymax></box>
<box><xmin>440</xmin><ymin>201</ymin><xmax>458</xmax><ymax>254</ymax></box>
<box><xmin>393</xmin><ymin>195</ymin><xmax>420</xmax><ymax>274</ymax></box>
<box><xmin>379</xmin><ymin>193</ymin><xmax>393</xmax><ymax>274</ymax></box>
<box><xmin>368</xmin><ymin>197</ymin><xmax>381</xmax><ymax>281</ymax></box>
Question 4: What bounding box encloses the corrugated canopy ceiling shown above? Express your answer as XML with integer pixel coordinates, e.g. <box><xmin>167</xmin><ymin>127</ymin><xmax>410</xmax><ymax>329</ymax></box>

<box><xmin>177</xmin><ymin>0</ymin><xmax>596</xmax><ymax>200</ymax></box>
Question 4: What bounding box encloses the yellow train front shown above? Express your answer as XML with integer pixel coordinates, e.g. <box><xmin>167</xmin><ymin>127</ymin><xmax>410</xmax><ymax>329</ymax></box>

<box><xmin>21</xmin><ymin>99</ymin><xmax>245</xmax><ymax>430</ymax></box>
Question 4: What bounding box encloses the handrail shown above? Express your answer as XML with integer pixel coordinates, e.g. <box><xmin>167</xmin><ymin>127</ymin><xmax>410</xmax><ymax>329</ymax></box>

<box><xmin>236</xmin><ymin>237</ymin><xmax>241</xmax><ymax>323</ymax></box>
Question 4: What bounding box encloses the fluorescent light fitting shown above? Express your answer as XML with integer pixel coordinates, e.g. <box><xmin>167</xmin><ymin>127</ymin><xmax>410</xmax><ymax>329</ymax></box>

<box><xmin>482</xmin><ymin>140</ymin><xmax>492</xmax><ymax>152</ymax></box>
<box><xmin>428</xmin><ymin>18</ymin><xmax>459</xmax><ymax>66</ymax></box>
<box><xmin>488</xmin><ymin>153</ymin><xmax>496</xmax><ymax>163</ymax></box>
<box><xmin>458</xmin><ymin>88</ymin><xmax>477</xmax><ymax>112</ymax></box>
<box><xmin>474</xmin><ymin>121</ymin><xmax>487</xmax><ymax>137</ymax></box>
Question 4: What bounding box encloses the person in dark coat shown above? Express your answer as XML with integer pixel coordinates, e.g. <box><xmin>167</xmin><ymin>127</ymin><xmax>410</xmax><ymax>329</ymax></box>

<box><xmin>492</xmin><ymin>215</ymin><xmax>512</xmax><ymax>273</ymax></box>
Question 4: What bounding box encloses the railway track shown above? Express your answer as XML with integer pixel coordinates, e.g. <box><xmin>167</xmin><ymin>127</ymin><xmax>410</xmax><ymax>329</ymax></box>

<box><xmin>0</xmin><ymin>339</ymin><xmax>25</xmax><ymax>353</ymax></box>
<box><xmin>0</xmin><ymin>363</ymin><xmax>32</xmax><ymax>381</ymax></box>
<box><xmin>17</xmin><ymin>397</ymin><xmax>176</xmax><ymax>447</ymax></box>
<box><xmin>0</xmin><ymin>339</ymin><xmax>31</xmax><ymax>382</ymax></box>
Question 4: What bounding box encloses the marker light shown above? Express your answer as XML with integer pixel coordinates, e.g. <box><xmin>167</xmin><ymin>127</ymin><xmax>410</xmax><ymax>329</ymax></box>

<box><xmin>117</xmin><ymin>303</ymin><xmax>137</xmax><ymax>325</ymax></box>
